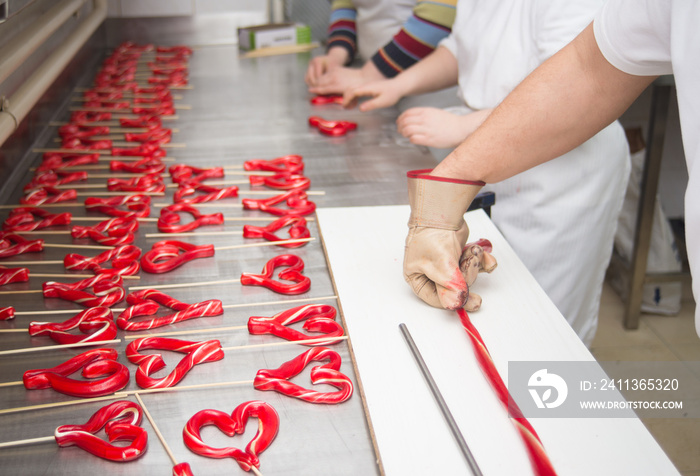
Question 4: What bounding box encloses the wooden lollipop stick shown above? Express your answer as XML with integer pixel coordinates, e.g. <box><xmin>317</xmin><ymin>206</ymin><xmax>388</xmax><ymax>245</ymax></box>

<box><xmin>214</xmin><ymin>237</ymin><xmax>314</xmax><ymax>250</ymax></box>
<box><xmin>52</xmin><ymin>138</ymin><xmax>187</xmax><ymax>148</ymax></box>
<box><xmin>32</xmin><ymin>148</ymin><xmax>177</xmax><ymax>160</ymax></box>
<box><xmin>0</xmin><ymin>393</ymin><xmax>127</xmax><ymax>417</ymax></box>
<box><xmin>221</xmin><ymin>335</ymin><xmax>349</xmax><ymax>352</ymax></box>
<box><xmin>49</xmin><ymin>121</ymin><xmax>181</xmax><ymax>132</ymax></box>
<box><xmin>128</xmin><ymin>278</ymin><xmax>240</xmax><ymax>292</ymax></box>
<box><xmin>12</xmin><ymin>294</ymin><xmax>337</xmax><ymax>317</ymax></box>
<box><xmin>125</xmin><ymin>325</ymin><xmax>247</xmax><ymax>340</ymax></box>
<box><xmin>0</xmin><ymin>339</ymin><xmax>121</xmax><ymax>356</ymax></box>
<box><xmin>145</xmin><ymin>231</ymin><xmax>243</xmax><ymax>238</ymax></box>
<box><xmin>69</xmin><ymin>107</ymin><xmax>187</xmax><ymax>114</ymax></box>
<box><xmin>134</xmin><ymin>393</ymin><xmax>180</xmax><ymax>467</ymax></box>
<box><xmin>0</xmin><ymin>199</ymin><xmax>151</xmax><ymax>210</ymax></box>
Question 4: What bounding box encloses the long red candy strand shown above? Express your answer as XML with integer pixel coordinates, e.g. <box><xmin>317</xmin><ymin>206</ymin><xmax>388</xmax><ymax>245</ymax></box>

<box><xmin>457</xmin><ymin>308</ymin><xmax>557</xmax><ymax>476</ymax></box>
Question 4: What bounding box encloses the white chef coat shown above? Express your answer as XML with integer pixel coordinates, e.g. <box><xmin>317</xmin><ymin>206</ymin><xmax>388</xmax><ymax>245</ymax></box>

<box><xmin>594</xmin><ymin>0</ymin><xmax>700</xmax><ymax>336</ymax></box>
<box><xmin>441</xmin><ymin>0</ymin><xmax>631</xmax><ymax>345</ymax></box>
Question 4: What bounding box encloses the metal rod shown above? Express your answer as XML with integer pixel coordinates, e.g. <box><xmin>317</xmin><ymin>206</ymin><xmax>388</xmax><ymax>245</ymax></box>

<box><xmin>399</xmin><ymin>323</ymin><xmax>483</xmax><ymax>476</ymax></box>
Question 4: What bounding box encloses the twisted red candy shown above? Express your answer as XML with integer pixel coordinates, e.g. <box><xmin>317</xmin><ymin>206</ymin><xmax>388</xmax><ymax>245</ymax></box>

<box><xmin>241</xmin><ymin>189</ymin><xmax>316</xmax><ymax>217</ymax></box>
<box><xmin>243</xmin><ymin>155</ymin><xmax>304</xmax><ymax>174</ymax></box>
<box><xmin>0</xmin><ymin>266</ymin><xmax>30</xmax><ymax>285</ymax></box>
<box><xmin>124</xmin><ymin>128</ymin><xmax>171</xmax><ymax>144</ymax></box>
<box><xmin>84</xmin><ymin>194</ymin><xmax>151</xmax><ymax>218</ymax></box>
<box><xmin>71</xmin><ymin>217</ymin><xmax>138</xmax><ymax>246</ymax></box>
<box><xmin>58</xmin><ymin>124</ymin><xmax>110</xmax><ymax>139</ymax></box>
<box><xmin>310</xmin><ymin>94</ymin><xmax>343</xmax><ymax>105</ymax></box>
<box><xmin>28</xmin><ymin>307</ymin><xmax>117</xmax><ymax>345</ymax></box>
<box><xmin>174</xmin><ymin>182</ymin><xmax>239</xmax><ymax>204</ymax></box>
<box><xmin>183</xmin><ymin>400</ymin><xmax>279</xmax><ymax>472</ymax></box>
<box><xmin>64</xmin><ymin>244</ymin><xmax>142</xmax><ymax>276</ymax></box>
<box><xmin>248</xmin><ymin>304</ymin><xmax>344</xmax><ymax>345</ymax></box>
<box><xmin>21</xmin><ymin>186</ymin><xmax>77</xmax><ymax>205</ymax></box>
<box><xmin>240</xmin><ymin>254</ymin><xmax>311</xmax><ymax>295</ymax></box>
<box><xmin>3</xmin><ymin>208</ymin><xmax>71</xmax><ymax>231</ymax></box>
<box><xmin>0</xmin><ymin>306</ymin><xmax>15</xmax><ymax>320</ymax></box>
<box><xmin>308</xmin><ymin>116</ymin><xmax>357</xmax><ymax>136</ymax></box>
<box><xmin>43</xmin><ymin>273</ymin><xmax>126</xmax><ymax>307</ymax></box>
<box><xmin>54</xmin><ymin>400</ymin><xmax>147</xmax><ymax>462</ymax></box>
<box><xmin>23</xmin><ymin>348</ymin><xmax>129</xmax><ymax>397</ymax></box>
<box><xmin>173</xmin><ymin>463</ymin><xmax>194</xmax><ymax>476</ymax></box>
<box><xmin>37</xmin><ymin>153</ymin><xmax>100</xmax><ymax>172</ymax></box>
<box><xmin>147</xmin><ymin>74</ymin><xmax>187</xmax><ymax>88</ymax></box>
<box><xmin>24</xmin><ymin>171</ymin><xmax>87</xmax><ymax>190</ymax></box>
<box><xmin>62</xmin><ymin>137</ymin><xmax>113</xmax><ymax>150</ymax></box>
<box><xmin>110</xmin><ymin>157</ymin><xmax>166</xmax><ymax>174</ymax></box>
<box><xmin>141</xmin><ymin>240</ymin><xmax>215</xmax><ymax>274</ymax></box>
<box><xmin>156</xmin><ymin>44</ymin><xmax>193</xmax><ymax>55</ymax></box>
<box><xmin>126</xmin><ymin>337</ymin><xmax>224</xmax><ymax>389</ymax></box>
<box><xmin>107</xmin><ymin>173</ymin><xmax>165</xmax><ymax>193</ymax></box>
<box><xmin>254</xmin><ymin>347</ymin><xmax>353</xmax><ymax>404</ymax></box>
<box><xmin>119</xmin><ymin>114</ymin><xmax>162</xmax><ymax>129</ymax></box>
<box><xmin>169</xmin><ymin>164</ymin><xmax>225</xmax><ymax>184</ymax></box>
<box><xmin>248</xmin><ymin>172</ymin><xmax>310</xmax><ymax>191</ymax></box>
<box><xmin>242</xmin><ymin>215</ymin><xmax>310</xmax><ymax>247</ymax></box>
<box><xmin>0</xmin><ymin>233</ymin><xmax>44</xmax><ymax>258</ymax></box>
<box><xmin>117</xmin><ymin>289</ymin><xmax>223</xmax><ymax>331</ymax></box>
<box><xmin>111</xmin><ymin>142</ymin><xmax>166</xmax><ymax>158</ymax></box>
<box><xmin>69</xmin><ymin>111</ymin><xmax>112</xmax><ymax>123</ymax></box>
<box><xmin>158</xmin><ymin>203</ymin><xmax>224</xmax><ymax>233</ymax></box>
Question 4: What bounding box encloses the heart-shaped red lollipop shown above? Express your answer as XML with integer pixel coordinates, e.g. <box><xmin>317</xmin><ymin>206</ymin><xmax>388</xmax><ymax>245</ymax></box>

<box><xmin>42</xmin><ymin>273</ymin><xmax>126</xmax><ymax>307</ymax></box>
<box><xmin>240</xmin><ymin>254</ymin><xmax>311</xmax><ymax>295</ymax></box>
<box><xmin>125</xmin><ymin>337</ymin><xmax>225</xmax><ymax>388</ymax></box>
<box><xmin>54</xmin><ymin>400</ymin><xmax>148</xmax><ymax>462</ymax></box>
<box><xmin>248</xmin><ymin>304</ymin><xmax>344</xmax><ymax>345</ymax></box>
<box><xmin>117</xmin><ymin>289</ymin><xmax>223</xmax><ymax>331</ymax></box>
<box><xmin>84</xmin><ymin>194</ymin><xmax>151</xmax><ymax>218</ymax></box>
<box><xmin>183</xmin><ymin>400</ymin><xmax>279</xmax><ymax>472</ymax></box>
<box><xmin>158</xmin><ymin>203</ymin><xmax>224</xmax><ymax>233</ymax></box>
<box><xmin>28</xmin><ymin>307</ymin><xmax>117</xmax><ymax>345</ymax></box>
<box><xmin>242</xmin><ymin>215</ymin><xmax>310</xmax><ymax>247</ymax></box>
<box><xmin>23</xmin><ymin>348</ymin><xmax>129</xmax><ymax>397</ymax></box>
<box><xmin>141</xmin><ymin>240</ymin><xmax>215</xmax><ymax>273</ymax></box>
<box><xmin>241</xmin><ymin>189</ymin><xmax>316</xmax><ymax>217</ymax></box>
<box><xmin>254</xmin><ymin>347</ymin><xmax>354</xmax><ymax>404</ymax></box>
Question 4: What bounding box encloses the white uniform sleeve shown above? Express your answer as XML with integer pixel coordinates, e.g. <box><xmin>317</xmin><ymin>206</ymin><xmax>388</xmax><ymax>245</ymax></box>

<box><xmin>593</xmin><ymin>0</ymin><xmax>673</xmax><ymax>76</ymax></box>
<box><xmin>533</xmin><ymin>0</ymin><xmax>602</xmax><ymax>63</ymax></box>
<box><xmin>438</xmin><ymin>30</ymin><xmax>458</xmax><ymax>57</ymax></box>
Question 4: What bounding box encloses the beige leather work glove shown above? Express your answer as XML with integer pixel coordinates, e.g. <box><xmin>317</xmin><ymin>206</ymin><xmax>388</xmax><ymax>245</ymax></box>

<box><xmin>403</xmin><ymin>169</ymin><xmax>496</xmax><ymax>310</ymax></box>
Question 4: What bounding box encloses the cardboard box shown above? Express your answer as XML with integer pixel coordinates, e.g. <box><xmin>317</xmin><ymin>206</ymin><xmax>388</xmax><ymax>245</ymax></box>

<box><xmin>238</xmin><ymin>23</ymin><xmax>312</xmax><ymax>51</ymax></box>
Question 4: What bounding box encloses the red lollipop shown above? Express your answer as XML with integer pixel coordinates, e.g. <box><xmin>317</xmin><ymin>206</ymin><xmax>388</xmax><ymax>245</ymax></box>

<box><xmin>64</xmin><ymin>244</ymin><xmax>142</xmax><ymax>276</ymax></box>
<box><xmin>0</xmin><ymin>233</ymin><xmax>44</xmax><ymax>258</ymax></box>
<box><xmin>248</xmin><ymin>172</ymin><xmax>310</xmax><ymax>191</ymax></box>
<box><xmin>21</xmin><ymin>186</ymin><xmax>77</xmax><ymax>205</ymax></box>
<box><xmin>3</xmin><ymin>208</ymin><xmax>71</xmax><ymax>232</ymax></box>
<box><xmin>117</xmin><ymin>289</ymin><xmax>223</xmax><ymax>331</ymax></box>
<box><xmin>110</xmin><ymin>157</ymin><xmax>166</xmax><ymax>174</ymax></box>
<box><xmin>0</xmin><ymin>266</ymin><xmax>30</xmax><ymax>285</ymax></box>
<box><xmin>241</xmin><ymin>189</ymin><xmax>316</xmax><ymax>217</ymax></box>
<box><xmin>243</xmin><ymin>155</ymin><xmax>304</xmax><ymax>174</ymax></box>
<box><xmin>126</xmin><ymin>337</ymin><xmax>224</xmax><ymax>389</ymax></box>
<box><xmin>37</xmin><ymin>153</ymin><xmax>99</xmax><ymax>172</ymax></box>
<box><xmin>107</xmin><ymin>173</ymin><xmax>165</xmax><ymax>193</ymax></box>
<box><xmin>240</xmin><ymin>254</ymin><xmax>311</xmax><ymax>295</ymax></box>
<box><xmin>169</xmin><ymin>164</ymin><xmax>224</xmax><ymax>184</ymax></box>
<box><xmin>242</xmin><ymin>215</ymin><xmax>310</xmax><ymax>247</ymax></box>
<box><xmin>70</xmin><ymin>217</ymin><xmax>139</xmax><ymax>246</ymax></box>
<box><xmin>183</xmin><ymin>400</ymin><xmax>279</xmax><ymax>472</ymax></box>
<box><xmin>308</xmin><ymin>116</ymin><xmax>357</xmax><ymax>136</ymax></box>
<box><xmin>158</xmin><ymin>203</ymin><xmax>224</xmax><ymax>233</ymax></box>
<box><xmin>174</xmin><ymin>182</ymin><xmax>239</xmax><ymax>204</ymax></box>
<box><xmin>248</xmin><ymin>304</ymin><xmax>344</xmax><ymax>345</ymax></box>
<box><xmin>254</xmin><ymin>347</ymin><xmax>354</xmax><ymax>404</ymax></box>
<box><xmin>0</xmin><ymin>306</ymin><xmax>15</xmax><ymax>320</ymax></box>
<box><xmin>141</xmin><ymin>240</ymin><xmax>215</xmax><ymax>274</ymax></box>
<box><xmin>24</xmin><ymin>171</ymin><xmax>88</xmax><ymax>190</ymax></box>
<box><xmin>84</xmin><ymin>194</ymin><xmax>151</xmax><ymax>218</ymax></box>
<box><xmin>23</xmin><ymin>348</ymin><xmax>129</xmax><ymax>397</ymax></box>
<box><xmin>28</xmin><ymin>307</ymin><xmax>117</xmax><ymax>345</ymax></box>
<box><xmin>42</xmin><ymin>273</ymin><xmax>126</xmax><ymax>307</ymax></box>
<box><xmin>54</xmin><ymin>400</ymin><xmax>147</xmax><ymax>462</ymax></box>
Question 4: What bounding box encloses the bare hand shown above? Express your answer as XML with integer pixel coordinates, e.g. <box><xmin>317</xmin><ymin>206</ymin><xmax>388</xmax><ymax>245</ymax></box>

<box><xmin>343</xmin><ymin>78</ymin><xmax>403</xmax><ymax>111</ymax></box>
<box><xmin>397</xmin><ymin>107</ymin><xmax>492</xmax><ymax>149</ymax></box>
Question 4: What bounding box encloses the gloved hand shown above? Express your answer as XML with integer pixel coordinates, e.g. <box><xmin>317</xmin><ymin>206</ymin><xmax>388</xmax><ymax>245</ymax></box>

<box><xmin>403</xmin><ymin>169</ymin><xmax>497</xmax><ymax>310</ymax></box>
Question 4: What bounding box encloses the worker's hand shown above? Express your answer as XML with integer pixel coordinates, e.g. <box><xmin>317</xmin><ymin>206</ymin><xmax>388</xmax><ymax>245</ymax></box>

<box><xmin>397</xmin><ymin>107</ymin><xmax>493</xmax><ymax>149</ymax></box>
<box><xmin>309</xmin><ymin>60</ymin><xmax>385</xmax><ymax>96</ymax></box>
<box><xmin>305</xmin><ymin>48</ymin><xmax>349</xmax><ymax>87</ymax></box>
<box><xmin>343</xmin><ymin>77</ymin><xmax>403</xmax><ymax>111</ymax></box>
<box><xmin>403</xmin><ymin>169</ymin><xmax>495</xmax><ymax>310</ymax></box>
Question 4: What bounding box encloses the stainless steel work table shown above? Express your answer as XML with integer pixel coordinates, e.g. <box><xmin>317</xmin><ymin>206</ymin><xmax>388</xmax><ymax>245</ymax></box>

<box><xmin>0</xmin><ymin>44</ymin><xmax>435</xmax><ymax>475</ymax></box>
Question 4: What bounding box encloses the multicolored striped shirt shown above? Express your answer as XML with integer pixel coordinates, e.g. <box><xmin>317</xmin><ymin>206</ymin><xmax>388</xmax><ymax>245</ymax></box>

<box><xmin>327</xmin><ymin>0</ymin><xmax>457</xmax><ymax>78</ymax></box>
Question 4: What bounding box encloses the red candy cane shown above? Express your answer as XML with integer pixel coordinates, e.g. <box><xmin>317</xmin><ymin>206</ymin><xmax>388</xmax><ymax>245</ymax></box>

<box><xmin>125</xmin><ymin>337</ymin><xmax>225</xmax><ymax>389</ymax></box>
<box><xmin>54</xmin><ymin>400</ymin><xmax>148</xmax><ymax>462</ymax></box>
<box><xmin>43</xmin><ymin>273</ymin><xmax>126</xmax><ymax>307</ymax></box>
<box><xmin>112</xmin><ymin>142</ymin><xmax>166</xmax><ymax>158</ymax></box>
<box><xmin>23</xmin><ymin>348</ymin><xmax>130</xmax><ymax>397</ymax></box>
<box><xmin>70</xmin><ymin>111</ymin><xmax>112</xmax><ymax>123</ymax></box>
<box><xmin>119</xmin><ymin>114</ymin><xmax>162</xmax><ymax>129</ymax></box>
<box><xmin>64</xmin><ymin>244</ymin><xmax>141</xmax><ymax>276</ymax></box>
<box><xmin>183</xmin><ymin>400</ymin><xmax>279</xmax><ymax>472</ymax></box>
<box><xmin>3</xmin><ymin>208</ymin><xmax>71</xmax><ymax>232</ymax></box>
<box><xmin>310</xmin><ymin>94</ymin><xmax>343</xmax><ymax>105</ymax></box>
<box><xmin>0</xmin><ymin>266</ymin><xmax>30</xmax><ymax>285</ymax></box>
<box><xmin>254</xmin><ymin>347</ymin><xmax>354</xmax><ymax>404</ymax></box>
<box><xmin>141</xmin><ymin>241</ymin><xmax>215</xmax><ymax>274</ymax></box>
<box><xmin>0</xmin><ymin>306</ymin><xmax>15</xmax><ymax>320</ymax></box>
<box><xmin>248</xmin><ymin>172</ymin><xmax>310</xmax><ymax>191</ymax></box>
<box><xmin>58</xmin><ymin>124</ymin><xmax>110</xmax><ymax>138</ymax></box>
<box><xmin>241</xmin><ymin>189</ymin><xmax>316</xmax><ymax>217</ymax></box>
<box><xmin>242</xmin><ymin>215</ymin><xmax>310</xmax><ymax>247</ymax></box>
<box><xmin>169</xmin><ymin>164</ymin><xmax>224</xmax><ymax>184</ymax></box>
<box><xmin>243</xmin><ymin>155</ymin><xmax>304</xmax><ymax>174</ymax></box>
<box><xmin>124</xmin><ymin>128</ymin><xmax>171</xmax><ymax>144</ymax></box>
<box><xmin>84</xmin><ymin>194</ymin><xmax>151</xmax><ymax>218</ymax></box>
<box><xmin>107</xmin><ymin>173</ymin><xmax>165</xmax><ymax>193</ymax></box>
<box><xmin>457</xmin><ymin>308</ymin><xmax>557</xmax><ymax>476</ymax></box>
<box><xmin>71</xmin><ymin>217</ymin><xmax>139</xmax><ymax>246</ymax></box>
<box><xmin>62</xmin><ymin>137</ymin><xmax>113</xmax><ymax>150</ymax></box>
<box><xmin>248</xmin><ymin>304</ymin><xmax>344</xmax><ymax>345</ymax></box>
<box><xmin>37</xmin><ymin>153</ymin><xmax>99</xmax><ymax>172</ymax></box>
<box><xmin>28</xmin><ymin>307</ymin><xmax>117</xmax><ymax>345</ymax></box>
<box><xmin>117</xmin><ymin>289</ymin><xmax>223</xmax><ymax>331</ymax></box>
<box><xmin>110</xmin><ymin>157</ymin><xmax>166</xmax><ymax>174</ymax></box>
<box><xmin>308</xmin><ymin>116</ymin><xmax>358</xmax><ymax>136</ymax></box>
<box><xmin>240</xmin><ymin>254</ymin><xmax>311</xmax><ymax>295</ymax></box>
<box><xmin>21</xmin><ymin>186</ymin><xmax>77</xmax><ymax>205</ymax></box>
<box><xmin>24</xmin><ymin>171</ymin><xmax>88</xmax><ymax>190</ymax></box>
<box><xmin>0</xmin><ymin>233</ymin><xmax>44</xmax><ymax>258</ymax></box>
<box><xmin>157</xmin><ymin>203</ymin><xmax>224</xmax><ymax>233</ymax></box>
<box><xmin>174</xmin><ymin>182</ymin><xmax>239</xmax><ymax>204</ymax></box>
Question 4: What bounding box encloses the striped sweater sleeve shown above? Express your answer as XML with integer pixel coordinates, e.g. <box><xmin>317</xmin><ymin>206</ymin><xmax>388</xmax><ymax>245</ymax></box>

<box><xmin>327</xmin><ymin>0</ymin><xmax>358</xmax><ymax>65</ymax></box>
<box><xmin>372</xmin><ymin>0</ymin><xmax>457</xmax><ymax>78</ymax></box>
